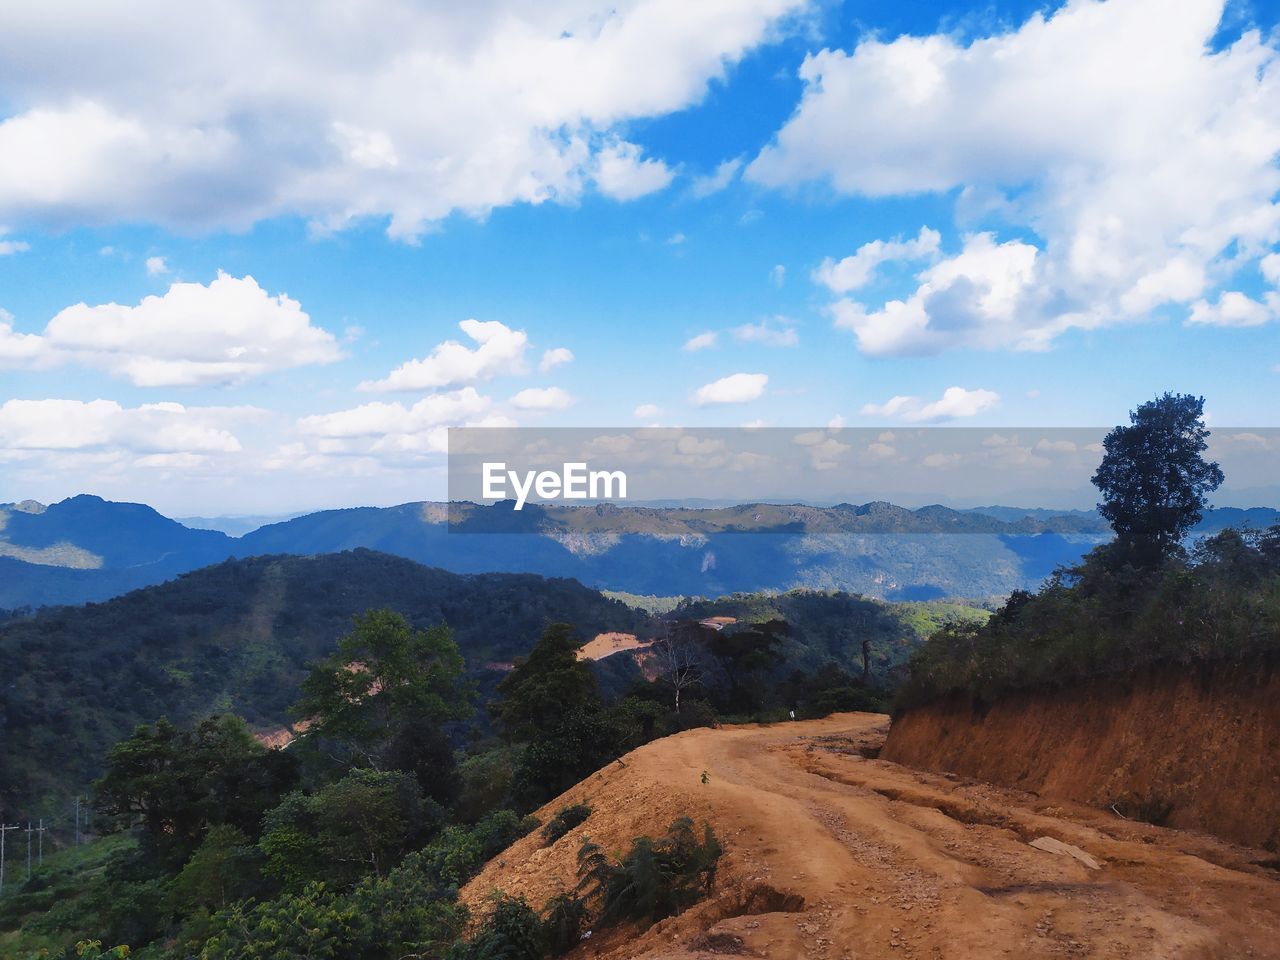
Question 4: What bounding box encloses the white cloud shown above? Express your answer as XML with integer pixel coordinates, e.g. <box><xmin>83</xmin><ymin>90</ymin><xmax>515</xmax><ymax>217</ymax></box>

<box><xmin>633</xmin><ymin>403</ymin><xmax>662</xmax><ymax>418</ymax></box>
<box><xmin>538</xmin><ymin>347</ymin><xmax>574</xmax><ymax>373</ymax></box>
<box><xmin>682</xmin><ymin>331</ymin><xmax>718</xmax><ymax>351</ymax></box>
<box><xmin>0</xmin><ymin>273</ymin><xmax>342</xmax><ymax>386</ymax></box>
<box><xmin>814</xmin><ymin>226</ymin><xmax>940</xmax><ymax>293</ymax></box>
<box><xmin>861</xmin><ymin>386</ymin><xmax>999</xmax><ymax>422</ymax></box>
<box><xmin>299</xmin><ymin>387</ymin><xmax>491</xmax><ymax>440</ymax></box>
<box><xmin>694</xmin><ymin>372</ymin><xmax>768</xmax><ymax>405</ymax></box>
<box><xmin>361</xmin><ymin>320</ymin><xmax>528</xmax><ymax>392</ymax></box>
<box><xmin>769</xmin><ymin>264</ymin><xmax>786</xmax><ymax>287</ymax></box>
<box><xmin>293</xmin><ymin>387</ymin><xmax>508</xmax><ymax>459</ymax></box>
<box><xmin>510</xmin><ymin>386</ymin><xmax>574</xmax><ymax>411</ymax></box>
<box><xmin>0</xmin><ymin>398</ymin><xmax>247</xmax><ymax>453</ymax></box>
<box><xmin>666</xmin><ymin>232</ymin><xmax>687</xmax><ymax>246</ymax></box>
<box><xmin>751</xmin><ymin>0</ymin><xmax>1280</xmax><ymax>352</ymax></box>
<box><xmin>690</xmin><ymin>157</ymin><xmax>743</xmax><ymax>198</ymax></box>
<box><xmin>1262</xmin><ymin>253</ymin><xmax>1280</xmax><ymax>285</ymax></box>
<box><xmin>593</xmin><ymin>138</ymin><xmax>675</xmax><ymax>201</ymax></box>
<box><xmin>731</xmin><ymin>317</ymin><xmax>798</xmax><ymax>346</ymax></box>
<box><xmin>0</xmin><ymin>229</ymin><xmax>28</xmax><ymax>255</ymax></box>
<box><xmin>0</xmin><ymin>309</ymin><xmax>44</xmax><ymax>362</ymax></box>
<box><xmin>0</xmin><ymin>1</ymin><xmax>806</xmax><ymax>237</ymax></box>
<box><xmin>145</xmin><ymin>255</ymin><xmax>168</xmax><ymax>276</ymax></box>
<box><xmin>831</xmin><ymin>233</ymin><xmax>1040</xmax><ymax>355</ymax></box>
<box><xmin>1186</xmin><ymin>290</ymin><xmax>1277</xmax><ymax>327</ymax></box>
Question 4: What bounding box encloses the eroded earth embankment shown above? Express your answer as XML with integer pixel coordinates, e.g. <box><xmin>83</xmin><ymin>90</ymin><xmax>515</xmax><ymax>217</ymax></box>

<box><xmin>883</xmin><ymin>660</ymin><xmax>1280</xmax><ymax>849</ymax></box>
<box><xmin>461</xmin><ymin>712</ymin><xmax>1280</xmax><ymax>959</ymax></box>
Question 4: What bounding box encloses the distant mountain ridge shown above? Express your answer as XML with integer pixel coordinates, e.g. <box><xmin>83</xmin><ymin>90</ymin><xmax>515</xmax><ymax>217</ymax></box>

<box><xmin>1</xmin><ymin>494</ymin><xmax>1275</xmax><ymax>609</ymax></box>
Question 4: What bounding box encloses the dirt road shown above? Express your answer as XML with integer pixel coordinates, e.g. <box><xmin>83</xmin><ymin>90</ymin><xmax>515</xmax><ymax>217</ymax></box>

<box><xmin>462</xmin><ymin>713</ymin><xmax>1280</xmax><ymax>959</ymax></box>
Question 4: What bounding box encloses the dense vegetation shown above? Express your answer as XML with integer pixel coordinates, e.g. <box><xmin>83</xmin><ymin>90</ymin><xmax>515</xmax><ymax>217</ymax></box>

<box><xmin>0</xmin><ymin>613</ymin><xmax>736</xmax><ymax>959</ymax></box>
<box><xmin>0</xmin><ymin>551</ymin><xmax>975</xmax><ymax>818</ymax></box>
<box><xmin>0</xmin><ymin>550</ymin><xmax>647</xmax><ymax>817</ymax></box>
<box><xmin>899</xmin><ymin>394</ymin><xmax>1280</xmax><ymax>707</ymax></box>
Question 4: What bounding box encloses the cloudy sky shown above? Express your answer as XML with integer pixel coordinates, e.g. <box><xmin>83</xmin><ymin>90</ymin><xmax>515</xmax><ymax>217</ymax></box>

<box><xmin>1</xmin><ymin>0</ymin><xmax>1278</xmax><ymax>514</ymax></box>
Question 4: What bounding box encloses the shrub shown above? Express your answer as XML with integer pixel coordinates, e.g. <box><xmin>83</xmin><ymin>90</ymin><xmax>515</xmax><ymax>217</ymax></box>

<box><xmin>541</xmin><ymin>803</ymin><xmax>592</xmax><ymax>846</ymax></box>
<box><xmin>576</xmin><ymin>817</ymin><xmax>722</xmax><ymax>924</ymax></box>
<box><xmin>450</xmin><ymin>894</ymin><xmax>544</xmax><ymax>960</ymax></box>
<box><xmin>540</xmin><ymin>891</ymin><xmax>589</xmax><ymax>956</ymax></box>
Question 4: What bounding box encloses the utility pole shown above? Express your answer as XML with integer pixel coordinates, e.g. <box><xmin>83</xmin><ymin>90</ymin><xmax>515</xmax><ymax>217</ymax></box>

<box><xmin>0</xmin><ymin>823</ymin><xmax>20</xmax><ymax>896</ymax></box>
<box><xmin>36</xmin><ymin>819</ymin><xmax>45</xmax><ymax>866</ymax></box>
<box><xmin>24</xmin><ymin>822</ymin><xmax>31</xmax><ymax>881</ymax></box>
<box><xmin>74</xmin><ymin>796</ymin><xmax>81</xmax><ymax>846</ymax></box>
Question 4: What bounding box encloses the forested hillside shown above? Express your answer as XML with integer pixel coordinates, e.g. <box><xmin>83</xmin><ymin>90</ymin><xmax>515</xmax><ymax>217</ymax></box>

<box><xmin>0</xmin><ymin>549</ymin><xmax>648</xmax><ymax>818</ymax></box>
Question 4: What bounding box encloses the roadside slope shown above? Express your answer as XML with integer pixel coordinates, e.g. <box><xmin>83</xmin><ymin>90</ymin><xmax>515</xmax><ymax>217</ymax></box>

<box><xmin>882</xmin><ymin>660</ymin><xmax>1280</xmax><ymax>849</ymax></box>
<box><xmin>462</xmin><ymin>713</ymin><xmax>1280</xmax><ymax>959</ymax></box>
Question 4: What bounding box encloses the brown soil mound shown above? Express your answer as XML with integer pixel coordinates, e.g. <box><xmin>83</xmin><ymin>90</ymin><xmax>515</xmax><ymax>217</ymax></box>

<box><xmin>883</xmin><ymin>660</ymin><xmax>1280</xmax><ymax>849</ymax></box>
<box><xmin>461</xmin><ymin>712</ymin><xmax>1280</xmax><ymax>959</ymax></box>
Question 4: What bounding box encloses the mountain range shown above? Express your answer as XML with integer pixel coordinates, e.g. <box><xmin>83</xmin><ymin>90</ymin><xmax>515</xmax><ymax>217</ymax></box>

<box><xmin>2</xmin><ymin>495</ymin><xmax>1276</xmax><ymax>610</ymax></box>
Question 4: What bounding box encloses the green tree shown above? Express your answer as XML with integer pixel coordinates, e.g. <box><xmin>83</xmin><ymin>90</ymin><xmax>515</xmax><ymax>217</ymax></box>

<box><xmin>1092</xmin><ymin>392</ymin><xmax>1224</xmax><ymax>565</ymax></box>
<box><xmin>93</xmin><ymin>714</ymin><xmax>297</xmax><ymax>867</ymax></box>
<box><xmin>261</xmin><ymin>769</ymin><xmax>434</xmax><ymax>890</ymax></box>
<box><xmin>293</xmin><ymin>609</ymin><xmax>473</xmax><ymax>766</ymax></box>
<box><xmin>171</xmin><ymin>824</ymin><xmax>259</xmax><ymax>915</ymax></box>
<box><xmin>706</xmin><ymin>619</ymin><xmax>786</xmax><ymax>714</ymax></box>
<box><xmin>490</xmin><ymin>623</ymin><xmax>601</xmax><ymax>742</ymax></box>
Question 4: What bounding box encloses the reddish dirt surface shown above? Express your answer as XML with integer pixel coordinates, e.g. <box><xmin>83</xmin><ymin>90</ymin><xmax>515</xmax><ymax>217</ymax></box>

<box><xmin>577</xmin><ymin>632</ymin><xmax>651</xmax><ymax>661</ymax></box>
<box><xmin>462</xmin><ymin>713</ymin><xmax>1280</xmax><ymax>959</ymax></box>
<box><xmin>883</xmin><ymin>661</ymin><xmax>1280</xmax><ymax>849</ymax></box>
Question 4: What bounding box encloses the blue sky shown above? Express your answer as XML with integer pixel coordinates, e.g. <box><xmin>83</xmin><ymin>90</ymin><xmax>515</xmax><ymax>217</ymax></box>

<box><xmin>0</xmin><ymin>0</ymin><xmax>1278</xmax><ymax>514</ymax></box>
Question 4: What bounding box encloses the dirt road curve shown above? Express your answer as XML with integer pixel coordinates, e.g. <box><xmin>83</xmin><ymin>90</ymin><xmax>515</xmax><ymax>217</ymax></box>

<box><xmin>462</xmin><ymin>713</ymin><xmax>1280</xmax><ymax>959</ymax></box>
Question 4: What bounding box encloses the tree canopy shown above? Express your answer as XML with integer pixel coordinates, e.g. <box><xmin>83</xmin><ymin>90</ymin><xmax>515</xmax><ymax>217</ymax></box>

<box><xmin>293</xmin><ymin>609</ymin><xmax>473</xmax><ymax>765</ymax></box>
<box><xmin>1092</xmin><ymin>392</ymin><xmax>1223</xmax><ymax>564</ymax></box>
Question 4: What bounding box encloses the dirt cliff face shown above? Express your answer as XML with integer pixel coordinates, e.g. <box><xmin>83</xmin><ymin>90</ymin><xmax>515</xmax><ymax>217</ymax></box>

<box><xmin>461</xmin><ymin>713</ymin><xmax>1280</xmax><ymax>959</ymax></box>
<box><xmin>882</xmin><ymin>659</ymin><xmax>1280</xmax><ymax>849</ymax></box>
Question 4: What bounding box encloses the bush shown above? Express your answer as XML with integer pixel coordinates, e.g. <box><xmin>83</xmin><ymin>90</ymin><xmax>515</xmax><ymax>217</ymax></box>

<box><xmin>898</xmin><ymin>529</ymin><xmax>1280</xmax><ymax>708</ymax></box>
<box><xmin>412</xmin><ymin>809</ymin><xmax>539</xmax><ymax>891</ymax></box>
<box><xmin>450</xmin><ymin>894</ymin><xmax>544</xmax><ymax>960</ymax></box>
<box><xmin>541</xmin><ymin>804</ymin><xmax>592</xmax><ymax>846</ymax></box>
<box><xmin>576</xmin><ymin>817</ymin><xmax>722</xmax><ymax>924</ymax></box>
<box><xmin>540</xmin><ymin>891</ymin><xmax>589</xmax><ymax>956</ymax></box>
<box><xmin>261</xmin><ymin>769</ymin><xmax>437</xmax><ymax>891</ymax></box>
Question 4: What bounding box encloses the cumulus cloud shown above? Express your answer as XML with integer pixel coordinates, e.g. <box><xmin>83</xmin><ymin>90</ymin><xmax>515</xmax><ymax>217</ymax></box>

<box><xmin>1262</xmin><ymin>253</ymin><xmax>1280</xmax><ymax>285</ymax></box>
<box><xmin>538</xmin><ymin>347</ymin><xmax>574</xmax><ymax>373</ymax></box>
<box><xmin>510</xmin><ymin>386</ymin><xmax>574</xmax><ymax>411</ymax></box>
<box><xmin>750</xmin><ymin>0</ymin><xmax>1280</xmax><ymax>353</ymax></box>
<box><xmin>731</xmin><ymin>317</ymin><xmax>798</xmax><ymax>346</ymax></box>
<box><xmin>593</xmin><ymin>139</ymin><xmax>675</xmax><ymax>200</ymax></box>
<box><xmin>298</xmin><ymin>387</ymin><xmax>491</xmax><ymax>444</ymax></box>
<box><xmin>0</xmin><ymin>398</ymin><xmax>247</xmax><ymax>454</ymax></box>
<box><xmin>361</xmin><ymin>320</ymin><xmax>528</xmax><ymax>392</ymax></box>
<box><xmin>145</xmin><ymin>255</ymin><xmax>168</xmax><ymax>276</ymax></box>
<box><xmin>682</xmin><ymin>331</ymin><xmax>718</xmax><ymax>351</ymax></box>
<box><xmin>0</xmin><ymin>1</ymin><xmax>807</xmax><ymax>236</ymax></box>
<box><xmin>0</xmin><ymin>229</ymin><xmax>28</xmax><ymax>255</ymax></box>
<box><xmin>814</xmin><ymin>226</ymin><xmax>940</xmax><ymax>293</ymax></box>
<box><xmin>0</xmin><ymin>273</ymin><xmax>342</xmax><ymax>386</ymax></box>
<box><xmin>634</xmin><ymin>403</ymin><xmax>662</xmax><ymax>418</ymax></box>
<box><xmin>1187</xmin><ymin>290</ymin><xmax>1278</xmax><ymax>327</ymax></box>
<box><xmin>860</xmin><ymin>386</ymin><xmax>999</xmax><ymax>422</ymax></box>
<box><xmin>694</xmin><ymin>372</ymin><xmax>768</xmax><ymax>405</ymax></box>
<box><xmin>0</xmin><ymin>309</ymin><xmax>44</xmax><ymax>362</ymax></box>
<box><xmin>689</xmin><ymin>157</ymin><xmax>743</xmax><ymax>198</ymax></box>
<box><xmin>831</xmin><ymin>233</ymin><xmax>1040</xmax><ymax>355</ymax></box>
